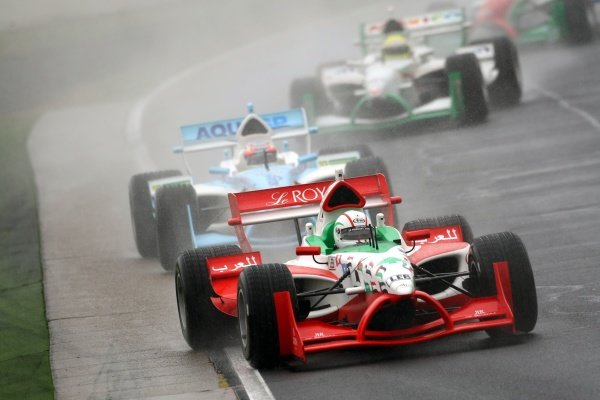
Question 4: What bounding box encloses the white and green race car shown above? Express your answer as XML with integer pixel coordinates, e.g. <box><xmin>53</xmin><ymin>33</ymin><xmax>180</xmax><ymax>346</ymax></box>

<box><xmin>290</xmin><ymin>8</ymin><xmax>522</xmax><ymax>133</ymax></box>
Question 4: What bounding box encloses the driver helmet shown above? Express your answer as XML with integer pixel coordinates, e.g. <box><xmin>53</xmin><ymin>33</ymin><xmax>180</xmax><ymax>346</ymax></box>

<box><xmin>334</xmin><ymin>210</ymin><xmax>371</xmax><ymax>249</ymax></box>
<box><xmin>383</xmin><ymin>18</ymin><xmax>404</xmax><ymax>34</ymax></box>
<box><xmin>382</xmin><ymin>33</ymin><xmax>412</xmax><ymax>61</ymax></box>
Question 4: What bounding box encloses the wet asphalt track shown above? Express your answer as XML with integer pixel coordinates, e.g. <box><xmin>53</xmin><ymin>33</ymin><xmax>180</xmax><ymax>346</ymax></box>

<box><xmin>23</xmin><ymin>2</ymin><xmax>600</xmax><ymax>399</ymax></box>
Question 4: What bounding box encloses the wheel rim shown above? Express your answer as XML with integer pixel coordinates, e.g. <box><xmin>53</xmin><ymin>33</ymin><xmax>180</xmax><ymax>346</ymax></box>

<box><xmin>237</xmin><ymin>289</ymin><xmax>249</xmax><ymax>352</ymax></box>
<box><xmin>176</xmin><ymin>271</ymin><xmax>187</xmax><ymax>332</ymax></box>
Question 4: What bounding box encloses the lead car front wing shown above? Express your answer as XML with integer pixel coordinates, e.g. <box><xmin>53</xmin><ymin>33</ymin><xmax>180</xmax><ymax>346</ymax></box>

<box><xmin>274</xmin><ymin>261</ymin><xmax>516</xmax><ymax>363</ymax></box>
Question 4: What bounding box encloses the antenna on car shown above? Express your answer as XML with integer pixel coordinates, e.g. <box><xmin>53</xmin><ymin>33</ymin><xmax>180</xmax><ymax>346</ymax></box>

<box><xmin>335</xmin><ymin>169</ymin><xmax>344</xmax><ymax>181</ymax></box>
<box><xmin>246</xmin><ymin>102</ymin><xmax>254</xmax><ymax>113</ymax></box>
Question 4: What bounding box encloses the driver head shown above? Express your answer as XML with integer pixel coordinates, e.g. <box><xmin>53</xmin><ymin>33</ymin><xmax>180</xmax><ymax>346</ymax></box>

<box><xmin>334</xmin><ymin>210</ymin><xmax>370</xmax><ymax>248</ymax></box>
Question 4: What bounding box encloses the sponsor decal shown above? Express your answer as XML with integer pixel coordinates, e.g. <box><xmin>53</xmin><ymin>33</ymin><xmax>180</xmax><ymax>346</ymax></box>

<box><xmin>267</xmin><ymin>185</ymin><xmax>329</xmax><ymax>206</ymax></box>
<box><xmin>208</xmin><ymin>252</ymin><xmax>261</xmax><ymax>275</ymax></box>
<box><xmin>375</xmin><ymin>265</ymin><xmax>387</xmax><ymax>280</ymax></box>
<box><xmin>148</xmin><ymin>176</ymin><xmax>194</xmax><ymax>197</ymax></box>
<box><xmin>353</xmin><ymin>217</ymin><xmax>366</xmax><ymax>224</ymax></box>
<box><xmin>458</xmin><ymin>44</ymin><xmax>495</xmax><ymax>58</ymax></box>
<box><xmin>370</xmin><ymin>281</ymin><xmax>379</xmax><ymax>293</ymax></box>
<box><xmin>328</xmin><ymin>257</ymin><xmax>336</xmax><ymax>271</ymax></box>
<box><xmin>385</xmin><ymin>274</ymin><xmax>412</xmax><ymax>287</ymax></box>
<box><xmin>405</xmin><ymin>10</ymin><xmax>463</xmax><ymax>28</ymax></box>
<box><xmin>414</xmin><ymin>227</ymin><xmax>460</xmax><ymax>244</ymax></box>
<box><xmin>474</xmin><ymin>309</ymin><xmax>489</xmax><ymax>317</ymax></box>
<box><xmin>342</xmin><ymin>262</ymin><xmax>350</xmax><ymax>275</ymax></box>
<box><xmin>180</xmin><ymin>109</ymin><xmax>305</xmax><ymax>144</ymax></box>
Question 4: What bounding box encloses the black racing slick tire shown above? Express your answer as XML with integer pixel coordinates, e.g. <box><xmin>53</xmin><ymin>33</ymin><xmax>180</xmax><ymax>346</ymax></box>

<box><xmin>237</xmin><ymin>264</ymin><xmax>298</xmax><ymax>369</ymax></box>
<box><xmin>156</xmin><ymin>184</ymin><xmax>198</xmax><ymax>271</ymax></box>
<box><xmin>565</xmin><ymin>0</ymin><xmax>595</xmax><ymax>44</ymax></box>
<box><xmin>446</xmin><ymin>53</ymin><xmax>489</xmax><ymax>124</ymax></box>
<box><xmin>175</xmin><ymin>245</ymin><xmax>242</xmax><ymax>350</ymax></box>
<box><xmin>129</xmin><ymin>170</ymin><xmax>181</xmax><ymax>258</ymax></box>
<box><xmin>486</xmin><ymin>37</ymin><xmax>522</xmax><ymax>107</ymax></box>
<box><xmin>402</xmin><ymin>215</ymin><xmax>474</xmax><ymax>243</ymax></box>
<box><xmin>290</xmin><ymin>76</ymin><xmax>331</xmax><ymax>117</ymax></box>
<box><xmin>468</xmin><ymin>232</ymin><xmax>537</xmax><ymax>336</ymax></box>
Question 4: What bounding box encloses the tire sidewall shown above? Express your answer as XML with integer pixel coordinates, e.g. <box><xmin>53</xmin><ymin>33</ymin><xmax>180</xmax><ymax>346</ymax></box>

<box><xmin>156</xmin><ymin>184</ymin><xmax>197</xmax><ymax>271</ymax></box>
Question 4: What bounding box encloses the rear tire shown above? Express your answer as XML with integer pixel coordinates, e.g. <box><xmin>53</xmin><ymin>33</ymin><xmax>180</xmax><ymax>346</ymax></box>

<box><xmin>402</xmin><ymin>214</ymin><xmax>473</xmax><ymax>243</ymax></box>
<box><xmin>176</xmin><ymin>245</ymin><xmax>242</xmax><ymax>350</ymax></box>
<box><xmin>446</xmin><ymin>53</ymin><xmax>489</xmax><ymax>124</ymax></box>
<box><xmin>468</xmin><ymin>232</ymin><xmax>537</xmax><ymax>336</ymax></box>
<box><xmin>129</xmin><ymin>170</ymin><xmax>181</xmax><ymax>258</ymax></box>
<box><xmin>565</xmin><ymin>0</ymin><xmax>595</xmax><ymax>44</ymax></box>
<box><xmin>486</xmin><ymin>37</ymin><xmax>522</xmax><ymax>107</ymax></box>
<box><xmin>156</xmin><ymin>184</ymin><xmax>198</xmax><ymax>271</ymax></box>
<box><xmin>238</xmin><ymin>264</ymin><xmax>297</xmax><ymax>369</ymax></box>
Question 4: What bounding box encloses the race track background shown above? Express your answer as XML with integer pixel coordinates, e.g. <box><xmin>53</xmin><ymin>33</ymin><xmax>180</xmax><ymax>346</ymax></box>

<box><xmin>14</xmin><ymin>0</ymin><xmax>600</xmax><ymax>398</ymax></box>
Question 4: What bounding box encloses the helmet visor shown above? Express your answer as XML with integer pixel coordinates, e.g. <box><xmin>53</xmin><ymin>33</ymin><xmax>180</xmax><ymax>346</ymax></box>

<box><xmin>339</xmin><ymin>226</ymin><xmax>372</xmax><ymax>241</ymax></box>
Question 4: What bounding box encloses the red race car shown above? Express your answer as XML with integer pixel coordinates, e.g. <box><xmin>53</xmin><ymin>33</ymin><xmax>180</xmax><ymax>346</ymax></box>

<box><xmin>471</xmin><ymin>0</ymin><xmax>598</xmax><ymax>44</ymax></box>
<box><xmin>175</xmin><ymin>170</ymin><xmax>537</xmax><ymax>368</ymax></box>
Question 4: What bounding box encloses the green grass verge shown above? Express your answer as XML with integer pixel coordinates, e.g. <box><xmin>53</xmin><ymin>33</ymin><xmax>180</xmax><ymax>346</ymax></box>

<box><xmin>0</xmin><ymin>116</ymin><xmax>54</xmax><ymax>399</ymax></box>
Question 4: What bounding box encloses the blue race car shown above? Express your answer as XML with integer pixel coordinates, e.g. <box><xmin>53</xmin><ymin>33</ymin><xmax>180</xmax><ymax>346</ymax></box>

<box><xmin>128</xmin><ymin>105</ymin><xmax>385</xmax><ymax>270</ymax></box>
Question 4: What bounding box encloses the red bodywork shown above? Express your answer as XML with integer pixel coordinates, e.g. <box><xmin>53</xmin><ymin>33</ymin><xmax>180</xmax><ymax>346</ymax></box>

<box><xmin>274</xmin><ymin>261</ymin><xmax>515</xmax><ymax>363</ymax></box>
<box><xmin>474</xmin><ymin>0</ymin><xmax>519</xmax><ymax>39</ymax></box>
<box><xmin>207</xmin><ymin>252</ymin><xmax>262</xmax><ymax>316</ymax></box>
<box><xmin>200</xmin><ymin>174</ymin><xmax>518</xmax><ymax>363</ymax></box>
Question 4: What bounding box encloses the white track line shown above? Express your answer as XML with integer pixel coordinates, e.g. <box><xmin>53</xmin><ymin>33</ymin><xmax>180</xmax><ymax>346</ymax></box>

<box><xmin>224</xmin><ymin>347</ymin><xmax>276</xmax><ymax>400</ymax></box>
<box><xmin>534</xmin><ymin>86</ymin><xmax>600</xmax><ymax>131</ymax></box>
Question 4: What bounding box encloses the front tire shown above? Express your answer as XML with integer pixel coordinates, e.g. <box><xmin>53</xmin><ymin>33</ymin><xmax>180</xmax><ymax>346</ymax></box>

<box><xmin>469</xmin><ymin>232</ymin><xmax>537</xmax><ymax>336</ymax></box>
<box><xmin>176</xmin><ymin>245</ymin><xmax>241</xmax><ymax>350</ymax></box>
<box><xmin>238</xmin><ymin>264</ymin><xmax>297</xmax><ymax>369</ymax></box>
<box><xmin>129</xmin><ymin>170</ymin><xmax>181</xmax><ymax>258</ymax></box>
<box><xmin>486</xmin><ymin>37</ymin><xmax>522</xmax><ymax>107</ymax></box>
<box><xmin>446</xmin><ymin>53</ymin><xmax>489</xmax><ymax>124</ymax></box>
<box><xmin>156</xmin><ymin>184</ymin><xmax>198</xmax><ymax>271</ymax></box>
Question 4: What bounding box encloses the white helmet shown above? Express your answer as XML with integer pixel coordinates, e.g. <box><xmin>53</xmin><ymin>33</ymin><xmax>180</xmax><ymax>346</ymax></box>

<box><xmin>334</xmin><ymin>210</ymin><xmax>371</xmax><ymax>249</ymax></box>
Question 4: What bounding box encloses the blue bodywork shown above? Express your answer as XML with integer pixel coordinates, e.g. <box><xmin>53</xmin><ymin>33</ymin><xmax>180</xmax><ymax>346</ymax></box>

<box><xmin>174</xmin><ymin>108</ymin><xmax>329</xmax><ymax>251</ymax></box>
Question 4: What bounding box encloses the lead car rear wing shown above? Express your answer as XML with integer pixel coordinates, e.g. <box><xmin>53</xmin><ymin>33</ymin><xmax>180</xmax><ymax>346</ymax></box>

<box><xmin>227</xmin><ymin>173</ymin><xmax>401</xmax><ymax>252</ymax></box>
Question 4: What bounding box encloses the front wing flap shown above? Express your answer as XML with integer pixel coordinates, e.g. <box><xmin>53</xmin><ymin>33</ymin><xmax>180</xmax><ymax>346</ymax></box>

<box><xmin>274</xmin><ymin>261</ymin><xmax>516</xmax><ymax>363</ymax></box>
